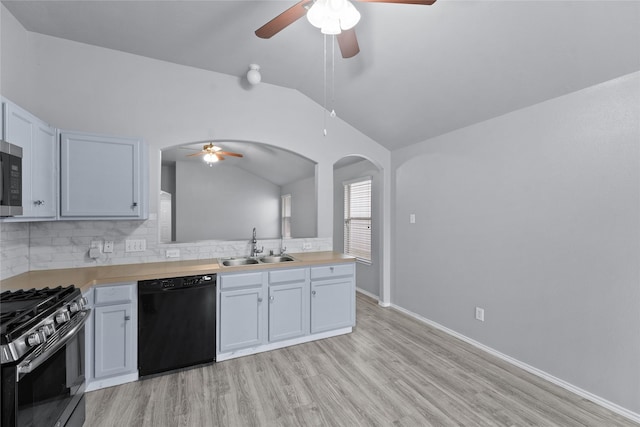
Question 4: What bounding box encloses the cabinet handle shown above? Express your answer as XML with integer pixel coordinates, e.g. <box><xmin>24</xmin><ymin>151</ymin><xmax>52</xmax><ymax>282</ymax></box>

<box><xmin>330</xmin><ymin>267</ymin><xmax>334</xmax><ymax>273</ymax></box>
<box><xmin>132</xmin><ymin>202</ymin><xmax>138</xmax><ymax>208</ymax></box>
<box><xmin>124</xmin><ymin>315</ymin><xmax>131</xmax><ymax>321</ymax></box>
<box><xmin>269</xmin><ymin>296</ymin><xmax>274</xmax><ymax>302</ymax></box>
<box><xmin>257</xmin><ymin>297</ymin><xmax>263</xmax><ymax>303</ymax></box>
<box><xmin>34</xmin><ymin>200</ymin><xmax>44</xmax><ymax>206</ymax></box>
<box><xmin>312</xmin><ymin>290</ymin><xmax>316</xmax><ymax>296</ymax></box>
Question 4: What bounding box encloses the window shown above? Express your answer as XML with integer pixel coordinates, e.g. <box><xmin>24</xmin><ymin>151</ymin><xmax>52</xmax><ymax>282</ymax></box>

<box><xmin>281</xmin><ymin>194</ymin><xmax>291</xmax><ymax>238</ymax></box>
<box><xmin>344</xmin><ymin>178</ymin><xmax>371</xmax><ymax>263</ymax></box>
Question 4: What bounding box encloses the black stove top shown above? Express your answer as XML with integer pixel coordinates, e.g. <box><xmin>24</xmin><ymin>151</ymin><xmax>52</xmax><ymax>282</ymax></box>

<box><xmin>0</xmin><ymin>286</ymin><xmax>80</xmax><ymax>346</ymax></box>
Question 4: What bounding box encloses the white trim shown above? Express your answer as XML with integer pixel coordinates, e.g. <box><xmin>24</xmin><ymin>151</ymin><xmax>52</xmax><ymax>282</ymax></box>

<box><xmin>356</xmin><ymin>287</ymin><xmax>378</xmax><ymax>301</ymax></box>
<box><xmin>389</xmin><ymin>303</ymin><xmax>640</xmax><ymax>424</ymax></box>
<box><xmin>217</xmin><ymin>327</ymin><xmax>352</xmax><ymax>362</ymax></box>
<box><xmin>342</xmin><ymin>175</ymin><xmax>373</xmax><ymax>186</ymax></box>
<box><xmin>86</xmin><ymin>371</ymin><xmax>139</xmax><ymax>392</ymax></box>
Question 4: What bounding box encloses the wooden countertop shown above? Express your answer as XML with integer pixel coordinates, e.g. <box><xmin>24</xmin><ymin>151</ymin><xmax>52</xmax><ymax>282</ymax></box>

<box><xmin>0</xmin><ymin>251</ymin><xmax>355</xmax><ymax>293</ymax></box>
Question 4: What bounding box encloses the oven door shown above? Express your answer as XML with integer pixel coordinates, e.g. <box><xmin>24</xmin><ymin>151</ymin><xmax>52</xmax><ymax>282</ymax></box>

<box><xmin>14</xmin><ymin>323</ymin><xmax>86</xmax><ymax>427</ymax></box>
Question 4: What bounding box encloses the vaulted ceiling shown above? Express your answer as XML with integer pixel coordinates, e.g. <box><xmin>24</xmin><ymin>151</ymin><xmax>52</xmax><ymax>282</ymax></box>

<box><xmin>3</xmin><ymin>0</ymin><xmax>639</xmax><ymax>151</ymax></box>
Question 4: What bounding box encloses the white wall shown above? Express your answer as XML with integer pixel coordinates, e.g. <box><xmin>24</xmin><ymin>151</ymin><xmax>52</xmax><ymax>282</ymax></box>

<box><xmin>392</xmin><ymin>72</ymin><xmax>640</xmax><ymax>415</ymax></box>
<box><xmin>0</xmin><ymin>6</ymin><xmax>391</xmax><ymax>283</ymax></box>
<box><xmin>175</xmin><ymin>161</ymin><xmax>281</xmax><ymax>241</ymax></box>
<box><xmin>281</xmin><ymin>175</ymin><xmax>316</xmax><ymax>238</ymax></box>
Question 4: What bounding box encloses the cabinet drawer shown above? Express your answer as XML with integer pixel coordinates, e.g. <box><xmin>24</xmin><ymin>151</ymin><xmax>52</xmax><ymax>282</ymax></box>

<box><xmin>220</xmin><ymin>272</ymin><xmax>264</xmax><ymax>290</ymax></box>
<box><xmin>269</xmin><ymin>268</ymin><xmax>306</xmax><ymax>285</ymax></box>
<box><xmin>310</xmin><ymin>264</ymin><xmax>354</xmax><ymax>280</ymax></box>
<box><xmin>94</xmin><ymin>284</ymin><xmax>134</xmax><ymax>305</ymax></box>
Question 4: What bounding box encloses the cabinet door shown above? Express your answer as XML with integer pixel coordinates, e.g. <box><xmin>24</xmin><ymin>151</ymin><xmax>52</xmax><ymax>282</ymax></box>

<box><xmin>219</xmin><ymin>287</ymin><xmax>265</xmax><ymax>353</ymax></box>
<box><xmin>94</xmin><ymin>303</ymin><xmax>135</xmax><ymax>379</ymax></box>
<box><xmin>311</xmin><ymin>277</ymin><xmax>355</xmax><ymax>334</ymax></box>
<box><xmin>60</xmin><ymin>131</ymin><xmax>143</xmax><ymax>218</ymax></box>
<box><xmin>3</xmin><ymin>101</ymin><xmax>56</xmax><ymax>218</ymax></box>
<box><xmin>269</xmin><ymin>281</ymin><xmax>309</xmax><ymax>342</ymax></box>
<box><xmin>30</xmin><ymin>121</ymin><xmax>56</xmax><ymax>217</ymax></box>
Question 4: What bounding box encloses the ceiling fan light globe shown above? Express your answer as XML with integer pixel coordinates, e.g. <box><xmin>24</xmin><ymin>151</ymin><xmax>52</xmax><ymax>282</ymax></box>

<box><xmin>339</xmin><ymin>2</ymin><xmax>360</xmax><ymax>30</ymax></box>
<box><xmin>306</xmin><ymin>0</ymin><xmax>328</xmax><ymax>29</ymax></box>
<box><xmin>203</xmin><ymin>153</ymin><xmax>218</xmax><ymax>164</ymax></box>
<box><xmin>321</xmin><ymin>19</ymin><xmax>342</xmax><ymax>35</ymax></box>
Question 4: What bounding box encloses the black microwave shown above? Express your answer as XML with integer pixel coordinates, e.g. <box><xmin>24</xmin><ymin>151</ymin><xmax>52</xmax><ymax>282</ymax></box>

<box><xmin>0</xmin><ymin>140</ymin><xmax>23</xmax><ymax>216</ymax></box>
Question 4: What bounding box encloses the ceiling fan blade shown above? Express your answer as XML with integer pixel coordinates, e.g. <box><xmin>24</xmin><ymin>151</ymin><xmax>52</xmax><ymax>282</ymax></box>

<box><xmin>218</xmin><ymin>151</ymin><xmax>244</xmax><ymax>158</ymax></box>
<box><xmin>337</xmin><ymin>28</ymin><xmax>360</xmax><ymax>59</ymax></box>
<box><xmin>355</xmin><ymin>0</ymin><xmax>436</xmax><ymax>4</ymax></box>
<box><xmin>255</xmin><ymin>0</ymin><xmax>312</xmax><ymax>39</ymax></box>
<box><xmin>187</xmin><ymin>152</ymin><xmax>205</xmax><ymax>157</ymax></box>
<box><xmin>215</xmin><ymin>153</ymin><xmax>226</xmax><ymax>161</ymax></box>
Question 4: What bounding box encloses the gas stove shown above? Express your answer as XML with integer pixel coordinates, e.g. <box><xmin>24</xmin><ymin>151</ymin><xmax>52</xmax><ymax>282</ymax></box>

<box><xmin>1</xmin><ymin>285</ymin><xmax>89</xmax><ymax>427</ymax></box>
<box><xmin>1</xmin><ymin>286</ymin><xmax>87</xmax><ymax>365</ymax></box>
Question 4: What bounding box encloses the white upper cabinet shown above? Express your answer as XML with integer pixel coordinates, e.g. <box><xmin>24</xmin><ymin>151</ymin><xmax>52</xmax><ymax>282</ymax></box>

<box><xmin>60</xmin><ymin>131</ymin><xmax>148</xmax><ymax>219</ymax></box>
<box><xmin>3</xmin><ymin>99</ymin><xmax>57</xmax><ymax>219</ymax></box>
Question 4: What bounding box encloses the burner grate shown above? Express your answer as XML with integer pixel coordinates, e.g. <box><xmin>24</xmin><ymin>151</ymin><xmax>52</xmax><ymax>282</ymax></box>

<box><xmin>0</xmin><ymin>286</ymin><xmax>78</xmax><ymax>343</ymax></box>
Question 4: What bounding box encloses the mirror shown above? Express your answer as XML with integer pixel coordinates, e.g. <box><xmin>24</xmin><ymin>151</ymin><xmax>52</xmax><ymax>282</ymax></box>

<box><xmin>161</xmin><ymin>141</ymin><xmax>317</xmax><ymax>242</ymax></box>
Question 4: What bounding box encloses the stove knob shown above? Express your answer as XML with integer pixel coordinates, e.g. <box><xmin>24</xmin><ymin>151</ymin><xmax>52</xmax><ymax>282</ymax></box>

<box><xmin>27</xmin><ymin>331</ymin><xmax>46</xmax><ymax>347</ymax></box>
<box><xmin>55</xmin><ymin>310</ymin><xmax>71</xmax><ymax>325</ymax></box>
<box><xmin>78</xmin><ymin>297</ymin><xmax>88</xmax><ymax>309</ymax></box>
<box><xmin>68</xmin><ymin>302</ymin><xmax>80</xmax><ymax>313</ymax></box>
<box><xmin>40</xmin><ymin>323</ymin><xmax>55</xmax><ymax>337</ymax></box>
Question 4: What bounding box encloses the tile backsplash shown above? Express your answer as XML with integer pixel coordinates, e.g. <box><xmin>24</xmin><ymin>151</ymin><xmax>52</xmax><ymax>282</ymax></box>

<box><xmin>0</xmin><ymin>219</ymin><xmax>331</xmax><ymax>281</ymax></box>
<box><xmin>0</xmin><ymin>222</ymin><xmax>30</xmax><ymax>279</ymax></box>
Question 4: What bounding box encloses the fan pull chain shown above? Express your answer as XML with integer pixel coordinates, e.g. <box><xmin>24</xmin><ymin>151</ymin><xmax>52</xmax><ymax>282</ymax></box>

<box><xmin>323</xmin><ymin>34</ymin><xmax>338</xmax><ymax>137</ymax></box>
<box><xmin>323</xmin><ymin>34</ymin><xmax>327</xmax><ymax>136</ymax></box>
<box><xmin>331</xmin><ymin>34</ymin><xmax>336</xmax><ymax>119</ymax></box>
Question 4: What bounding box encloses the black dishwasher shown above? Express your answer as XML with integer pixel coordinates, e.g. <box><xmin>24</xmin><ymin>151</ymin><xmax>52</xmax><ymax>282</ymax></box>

<box><xmin>138</xmin><ymin>274</ymin><xmax>216</xmax><ymax>377</ymax></box>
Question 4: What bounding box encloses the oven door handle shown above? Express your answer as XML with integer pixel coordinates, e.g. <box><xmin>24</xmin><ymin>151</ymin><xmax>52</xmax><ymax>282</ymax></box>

<box><xmin>17</xmin><ymin>309</ymin><xmax>91</xmax><ymax>378</ymax></box>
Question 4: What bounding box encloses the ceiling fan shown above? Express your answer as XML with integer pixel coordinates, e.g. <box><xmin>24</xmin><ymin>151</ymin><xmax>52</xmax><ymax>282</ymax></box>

<box><xmin>186</xmin><ymin>143</ymin><xmax>243</xmax><ymax>164</ymax></box>
<box><xmin>255</xmin><ymin>0</ymin><xmax>437</xmax><ymax>58</ymax></box>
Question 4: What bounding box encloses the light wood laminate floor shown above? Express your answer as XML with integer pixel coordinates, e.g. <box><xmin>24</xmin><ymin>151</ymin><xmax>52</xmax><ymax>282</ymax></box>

<box><xmin>86</xmin><ymin>294</ymin><xmax>638</xmax><ymax>426</ymax></box>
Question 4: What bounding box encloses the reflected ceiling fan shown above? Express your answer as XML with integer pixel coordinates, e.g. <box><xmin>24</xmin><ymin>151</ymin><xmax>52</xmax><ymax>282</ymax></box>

<box><xmin>186</xmin><ymin>143</ymin><xmax>243</xmax><ymax>164</ymax></box>
<box><xmin>255</xmin><ymin>0</ymin><xmax>437</xmax><ymax>58</ymax></box>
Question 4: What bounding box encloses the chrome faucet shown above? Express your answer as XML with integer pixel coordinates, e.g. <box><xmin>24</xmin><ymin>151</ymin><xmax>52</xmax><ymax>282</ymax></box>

<box><xmin>250</xmin><ymin>227</ymin><xmax>263</xmax><ymax>258</ymax></box>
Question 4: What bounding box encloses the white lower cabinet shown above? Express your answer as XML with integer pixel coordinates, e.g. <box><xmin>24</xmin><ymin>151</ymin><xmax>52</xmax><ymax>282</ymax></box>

<box><xmin>218</xmin><ymin>262</ymin><xmax>355</xmax><ymax>360</ymax></box>
<box><xmin>85</xmin><ymin>282</ymin><xmax>138</xmax><ymax>391</ymax></box>
<box><xmin>268</xmin><ymin>268</ymin><xmax>309</xmax><ymax>342</ymax></box>
<box><xmin>218</xmin><ymin>272</ymin><xmax>266</xmax><ymax>353</ymax></box>
<box><xmin>310</xmin><ymin>264</ymin><xmax>356</xmax><ymax>334</ymax></box>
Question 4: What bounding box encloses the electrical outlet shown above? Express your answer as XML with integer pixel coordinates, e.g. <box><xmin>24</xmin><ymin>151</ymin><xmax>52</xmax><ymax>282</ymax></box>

<box><xmin>103</xmin><ymin>241</ymin><xmax>114</xmax><ymax>253</ymax></box>
<box><xmin>166</xmin><ymin>249</ymin><xmax>180</xmax><ymax>258</ymax></box>
<box><xmin>475</xmin><ymin>307</ymin><xmax>485</xmax><ymax>322</ymax></box>
<box><xmin>125</xmin><ymin>239</ymin><xmax>147</xmax><ymax>252</ymax></box>
<box><xmin>410</xmin><ymin>214</ymin><xmax>416</xmax><ymax>224</ymax></box>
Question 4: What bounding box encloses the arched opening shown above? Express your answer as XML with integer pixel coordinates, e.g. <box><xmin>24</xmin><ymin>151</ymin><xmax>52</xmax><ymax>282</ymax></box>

<box><xmin>160</xmin><ymin>140</ymin><xmax>317</xmax><ymax>243</ymax></box>
<box><xmin>333</xmin><ymin>155</ymin><xmax>382</xmax><ymax>300</ymax></box>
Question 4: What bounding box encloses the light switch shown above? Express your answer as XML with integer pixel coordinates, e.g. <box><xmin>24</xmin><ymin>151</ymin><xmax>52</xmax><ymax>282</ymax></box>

<box><xmin>409</xmin><ymin>214</ymin><xmax>416</xmax><ymax>224</ymax></box>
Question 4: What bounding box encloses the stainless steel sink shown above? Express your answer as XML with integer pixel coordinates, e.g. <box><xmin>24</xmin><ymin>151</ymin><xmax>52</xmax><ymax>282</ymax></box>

<box><xmin>259</xmin><ymin>255</ymin><xmax>295</xmax><ymax>263</ymax></box>
<box><xmin>220</xmin><ymin>258</ymin><xmax>260</xmax><ymax>267</ymax></box>
<box><xmin>219</xmin><ymin>255</ymin><xmax>296</xmax><ymax>267</ymax></box>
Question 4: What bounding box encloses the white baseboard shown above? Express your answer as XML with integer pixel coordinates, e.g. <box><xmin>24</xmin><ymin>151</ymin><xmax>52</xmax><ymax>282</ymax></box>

<box><xmin>389</xmin><ymin>303</ymin><xmax>640</xmax><ymax>424</ymax></box>
<box><xmin>355</xmin><ymin>287</ymin><xmax>391</xmax><ymax>307</ymax></box>
<box><xmin>86</xmin><ymin>371</ymin><xmax>139</xmax><ymax>392</ymax></box>
<box><xmin>217</xmin><ymin>327</ymin><xmax>353</xmax><ymax>362</ymax></box>
<box><xmin>356</xmin><ymin>287</ymin><xmax>378</xmax><ymax>301</ymax></box>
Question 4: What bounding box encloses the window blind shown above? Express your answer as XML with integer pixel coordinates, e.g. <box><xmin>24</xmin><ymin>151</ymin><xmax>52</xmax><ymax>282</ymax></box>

<box><xmin>344</xmin><ymin>179</ymin><xmax>371</xmax><ymax>262</ymax></box>
<box><xmin>281</xmin><ymin>194</ymin><xmax>291</xmax><ymax>238</ymax></box>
